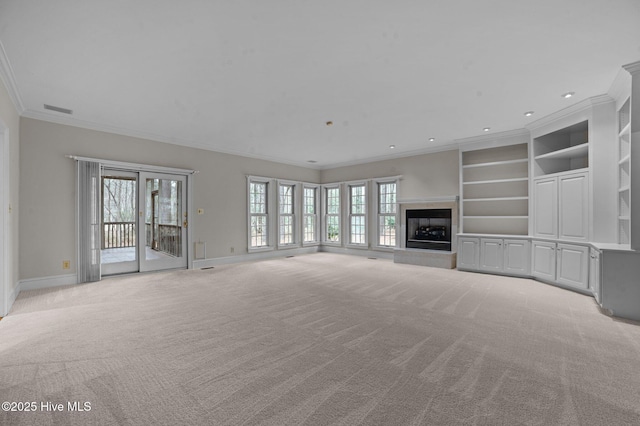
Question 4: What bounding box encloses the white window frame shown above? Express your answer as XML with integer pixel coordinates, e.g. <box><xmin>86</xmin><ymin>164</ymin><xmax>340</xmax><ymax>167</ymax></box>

<box><xmin>322</xmin><ymin>184</ymin><xmax>342</xmax><ymax>246</ymax></box>
<box><xmin>302</xmin><ymin>184</ymin><xmax>320</xmax><ymax>246</ymax></box>
<box><xmin>277</xmin><ymin>180</ymin><xmax>298</xmax><ymax>248</ymax></box>
<box><xmin>347</xmin><ymin>181</ymin><xmax>368</xmax><ymax>248</ymax></box>
<box><xmin>247</xmin><ymin>176</ymin><xmax>273</xmax><ymax>252</ymax></box>
<box><xmin>374</xmin><ymin>179</ymin><xmax>398</xmax><ymax>250</ymax></box>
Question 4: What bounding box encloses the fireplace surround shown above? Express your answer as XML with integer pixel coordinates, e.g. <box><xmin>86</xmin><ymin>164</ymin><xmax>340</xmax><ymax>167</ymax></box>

<box><xmin>394</xmin><ymin>197</ymin><xmax>458</xmax><ymax>269</ymax></box>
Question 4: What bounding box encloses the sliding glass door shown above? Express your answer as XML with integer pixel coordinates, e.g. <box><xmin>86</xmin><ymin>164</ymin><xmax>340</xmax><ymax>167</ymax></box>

<box><xmin>100</xmin><ymin>170</ymin><xmax>188</xmax><ymax>275</ymax></box>
<box><xmin>139</xmin><ymin>172</ymin><xmax>188</xmax><ymax>272</ymax></box>
<box><xmin>101</xmin><ymin>170</ymin><xmax>138</xmax><ymax>275</ymax></box>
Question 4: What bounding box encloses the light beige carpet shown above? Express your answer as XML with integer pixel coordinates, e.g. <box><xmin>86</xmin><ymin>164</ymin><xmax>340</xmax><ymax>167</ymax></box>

<box><xmin>1</xmin><ymin>253</ymin><xmax>639</xmax><ymax>425</ymax></box>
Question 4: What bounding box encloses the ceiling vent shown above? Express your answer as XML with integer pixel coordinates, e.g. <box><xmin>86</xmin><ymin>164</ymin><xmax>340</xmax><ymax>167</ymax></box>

<box><xmin>44</xmin><ymin>104</ymin><xmax>73</xmax><ymax>115</ymax></box>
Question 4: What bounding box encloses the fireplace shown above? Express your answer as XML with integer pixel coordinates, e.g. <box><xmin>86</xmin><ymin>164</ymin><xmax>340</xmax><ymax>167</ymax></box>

<box><xmin>406</xmin><ymin>209</ymin><xmax>452</xmax><ymax>251</ymax></box>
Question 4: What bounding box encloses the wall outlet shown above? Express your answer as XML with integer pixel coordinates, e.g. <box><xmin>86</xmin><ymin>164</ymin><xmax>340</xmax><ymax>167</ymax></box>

<box><xmin>197</xmin><ymin>208</ymin><xmax>204</xmax><ymax>215</ymax></box>
<box><xmin>62</xmin><ymin>260</ymin><xmax>70</xmax><ymax>270</ymax></box>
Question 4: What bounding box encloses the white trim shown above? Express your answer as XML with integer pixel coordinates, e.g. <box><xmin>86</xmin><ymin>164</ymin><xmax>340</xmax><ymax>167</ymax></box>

<box><xmin>276</xmin><ymin>180</ymin><xmax>299</xmax><ymax>249</ymax></box>
<box><xmin>0</xmin><ymin>40</ymin><xmax>25</xmax><ymax>113</ymax></box>
<box><xmin>346</xmin><ymin>181</ymin><xmax>369</xmax><ymax>248</ymax></box>
<box><xmin>19</xmin><ymin>274</ymin><xmax>77</xmax><ymax>292</ymax></box>
<box><xmin>457</xmin><ymin>129</ymin><xmax>530</xmax><ymax>151</ymax></box>
<box><xmin>22</xmin><ymin>108</ymin><xmax>325</xmax><ymax>170</ymax></box>
<box><xmin>397</xmin><ymin>196</ymin><xmax>459</xmax><ymax>204</ymax></box>
<box><xmin>302</xmin><ymin>183</ymin><xmax>320</xmax><ymax>246</ymax></box>
<box><xmin>623</xmin><ymin>60</ymin><xmax>640</xmax><ymax>75</ymax></box>
<box><xmin>67</xmin><ymin>155</ymin><xmax>196</xmax><ymax>176</ymax></box>
<box><xmin>0</xmin><ymin>126</ymin><xmax>9</xmax><ymax>316</ymax></box>
<box><xmin>247</xmin><ymin>176</ymin><xmax>274</xmax><ymax>252</ymax></box>
<box><xmin>194</xmin><ymin>246</ymin><xmax>321</xmax><ymax>268</ymax></box>
<box><xmin>525</xmin><ymin>95</ymin><xmax>613</xmax><ymax>133</ymax></box>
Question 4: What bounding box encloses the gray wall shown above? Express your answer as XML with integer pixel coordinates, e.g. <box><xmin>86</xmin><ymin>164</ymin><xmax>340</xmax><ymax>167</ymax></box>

<box><xmin>19</xmin><ymin>118</ymin><xmax>320</xmax><ymax>280</ymax></box>
<box><xmin>320</xmin><ymin>149</ymin><xmax>460</xmax><ymax>201</ymax></box>
<box><xmin>0</xmin><ymin>76</ymin><xmax>20</xmax><ymax>302</ymax></box>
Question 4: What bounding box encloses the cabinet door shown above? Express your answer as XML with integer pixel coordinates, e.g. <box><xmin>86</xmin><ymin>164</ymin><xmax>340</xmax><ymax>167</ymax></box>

<box><xmin>531</xmin><ymin>240</ymin><xmax>556</xmax><ymax>281</ymax></box>
<box><xmin>589</xmin><ymin>248</ymin><xmax>601</xmax><ymax>304</ymax></box>
<box><xmin>503</xmin><ymin>239</ymin><xmax>530</xmax><ymax>276</ymax></box>
<box><xmin>556</xmin><ymin>243</ymin><xmax>589</xmax><ymax>290</ymax></box>
<box><xmin>457</xmin><ymin>237</ymin><xmax>480</xmax><ymax>270</ymax></box>
<box><xmin>480</xmin><ymin>238</ymin><xmax>503</xmax><ymax>272</ymax></box>
<box><xmin>558</xmin><ymin>172</ymin><xmax>589</xmax><ymax>241</ymax></box>
<box><xmin>534</xmin><ymin>177</ymin><xmax>558</xmax><ymax>238</ymax></box>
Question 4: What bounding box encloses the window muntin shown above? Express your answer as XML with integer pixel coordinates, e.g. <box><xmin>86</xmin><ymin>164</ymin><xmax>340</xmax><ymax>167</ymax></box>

<box><xmin>325</xmin><ymin>187</ymin><xmax>340</xmax><ymax>242</ymax></box>
<box><xmin>303</xmin><ymin>187</ymin><xmax>317</xmax><ymax>243</ymax></box>
<box><xmin>378</xmin><ymin>182</ymin><xmax>397</xmax><ymax>247</ymax></box>
<box><xmin>279</xmin><ymin>184</ymin><xmax>295</xmax><ymax>245</ymax></box>
<box><xmin>249</xmin><ymin>181</ymin><xmax>268</xmax><ymax>248</ymax></box>
<box><xmin>349</xmin><ymin>184</ymin><xmax>366</xmax><ymax>245</ymax></box>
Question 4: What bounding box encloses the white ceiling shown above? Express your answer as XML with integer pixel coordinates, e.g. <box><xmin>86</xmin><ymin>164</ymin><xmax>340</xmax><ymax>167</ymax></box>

<box><xmin>1</xmin><ymin>0</ymin><xmax>639</xmax><ymax>168</ymax></box>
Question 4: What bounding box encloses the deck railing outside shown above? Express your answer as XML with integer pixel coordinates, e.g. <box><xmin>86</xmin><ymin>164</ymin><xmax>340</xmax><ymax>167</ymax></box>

<box><xmin>103</xmin><ymin>222</ymin><xmax>136</xmax><ymax>249</ymax></box>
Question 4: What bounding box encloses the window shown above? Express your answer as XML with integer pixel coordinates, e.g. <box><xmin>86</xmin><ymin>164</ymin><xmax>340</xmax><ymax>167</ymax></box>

<box><xmin>325</xmin><ymin>186</ymin><xmax>341</xmax><ymax>243</ymax></box>
<box><xmin>303</xmin><ymin>186</ymin><xmax>317</xmax><ymax>243</ymax></box>
<box><xmin>349</xmin><ymin>184</ymin><xmax>366</xmax><ymax>245</ymax></box>
<box><xmin>279</xmin><ymin>183</ymin><xmax>295</xmax><ymax>245</ymax></box>
<box><xmin>249</xmin><ymin>180</ymin><xmax>269</xmax><ymax>248</ymax></box>
<box><xmin>377</xmin><ymin>182</ymin><xmax>397</xmax><ymax>247</ymax></box>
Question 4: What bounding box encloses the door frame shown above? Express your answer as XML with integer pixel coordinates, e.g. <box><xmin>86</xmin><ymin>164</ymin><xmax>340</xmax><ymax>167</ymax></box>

<box><xmin>71</xmin><ymin>155</ymin><xmax>195</xmax><ymax>277</ymax></box>
<box><xmin>0</xmin><ymin>124</ymin><xmax>9</xmax><ymax>316</ymax></box>
<box><xmin>101</xmin><ymin>169</ymin><xmax>140</xmax><ymax>276</ymax></box>
<box><xmin>139</xmin><ymin>171</ymin><xmax>188</xmax><ymax>272</ymax></box>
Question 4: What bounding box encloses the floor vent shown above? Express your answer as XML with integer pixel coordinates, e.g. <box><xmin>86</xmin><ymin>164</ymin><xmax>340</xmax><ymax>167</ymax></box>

<box><xmin>201</xmin><ymin>267</ymin><xmax>214</xmax><ymax>270</ymax></box>
<box><xmin>286</xmin><ymin>255</ymin><xmax>295</xmax><ymax>258</ymax></box>
<box><xmin>368</xmin><ymin>257</ymin><xmax>377</xmax><ymax>260</ymax></box>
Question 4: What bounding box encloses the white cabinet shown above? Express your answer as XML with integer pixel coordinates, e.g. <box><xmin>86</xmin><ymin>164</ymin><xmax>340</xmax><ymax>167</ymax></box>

<box><xmin>556</xmin><ymin>243</ymin><xmax>589</xmax><ymax>289</ymax></box>
<box><xmin>457</xmin><ymin>237</ymin><xmax>480</xmax><ymax>270</ymax></box>
<box><xmin>589</xmin><ymin>248</ymin><xmax>601</xmax><ymax>303</ymax></box>
<box><xmin>531</xmin><ymin>241</ymin><xmax>556</xmax><ymax>281</ymax></box>
<box><xmin>532</xmin><ymin>240</ymin><xmax>589</xmax><ymax>290</ymax></box>
<box><xmin>503</xmin><ymin>239</ymin><xmax>530</xmax><ymax>276</ymax></box>
<box><xmin>479</xmin><ymin>238</ymin><xmax>503</xmax><ymax>272</ymax></box>
<box><xmin>459</xmin><ymin>237</ymin><xmax>530</xmax><ymax>276</ymax></box>
<box><xmin>533</xmin><ymin>171</ymin><xmax>589</xmax><ymax>241</ymax></box>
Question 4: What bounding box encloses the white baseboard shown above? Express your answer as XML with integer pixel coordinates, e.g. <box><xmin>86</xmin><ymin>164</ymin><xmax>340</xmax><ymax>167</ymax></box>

<box><xmin>19</xmin><ymin>274</ymin><xmax>77</xmax><ymax>292</ymax></box>
<box><xmin>193</xmin><ymin>246</ymin><xmax>321</xmax><ymax>269</ymax></box>
<box><xmin>2</xmin><ymin>280</ymin><xmax>19</xmax><ymax>316</ymax></box>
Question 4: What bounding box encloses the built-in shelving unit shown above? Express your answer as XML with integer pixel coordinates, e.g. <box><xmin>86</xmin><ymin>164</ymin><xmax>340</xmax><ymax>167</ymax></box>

<box><xmin>533</xmin><ymin>120</ymin><xmax>589</xmax><ymax>177</ymax></box>
<box><xmin>461</xmin><ymin>143</ymin><xmax>529</xmax><ymax>235</ymax></box>
<box><xmin>618</xmin><ymin>98</ymin><xmax>631</xmax><ymax>244</ymax></box>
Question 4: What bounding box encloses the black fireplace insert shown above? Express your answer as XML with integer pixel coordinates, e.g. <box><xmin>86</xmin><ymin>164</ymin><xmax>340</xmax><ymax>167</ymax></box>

<box><xmin>406</xmin><ymin>208</ymin><xmax>452</xmax><ymax>251</ymax></box>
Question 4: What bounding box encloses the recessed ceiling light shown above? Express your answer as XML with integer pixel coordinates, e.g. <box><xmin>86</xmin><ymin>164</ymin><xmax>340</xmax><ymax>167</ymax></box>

<box><xmin>389</xmin><ymin>144</ymin><xmax>396</xmax><ymax>149</ymax></box>
<box><xmin>561</xmin><ymin>92</ymin><xmax>575</xmax><ymax>99</ymax></box>
<box><xmin>325</xmin><ymin>121</ymin><xmax>333</xmax><ymax>126</ymax></box>
<box><xmin>428</xmin><ymin>137</ymin><xmax>435</xmax><ymax>142</ymax></box>
<box><xmin>483</xmin><ymin>127</ymin><xmax>491</xmax><ymax>132</ymax></box>
<box><xmin>524</xmin><ymin>111</ymin><xmax>535</xmax><ymax>117</ymax></box>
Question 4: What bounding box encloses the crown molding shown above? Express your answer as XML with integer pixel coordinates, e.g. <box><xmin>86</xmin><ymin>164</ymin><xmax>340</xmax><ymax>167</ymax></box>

<box><xmin>0</xmin><ymin>40</ymin><xmax>25</xmax><ymax>113</ymax></box>
<box><xmin>21</xmin><ymin>109</ymin><xmax>326</xmax><ymax>170</ymax></box>
<box><xmin>525</xmin><ymin>94</ymin><xmax>614</xmax><ymax>132</ymax></box>
<box><xmin>623</xmin><ymin>60</ymin><xmax>640</xmax><ymax>75</ymax></box>
<box><xmin>317</xmin><ymin>142</ymin><xmax>460</xmax><ymax>170</ymax></box>
<box><xmin>608</xmin><ymin>68</ymin><xmax>632</xmax><ymax>108</ymax></box>
<box><xmin>456</xmin><ymin>128</ymin><xmax>530</xmax><ymax>151</ymax></box>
